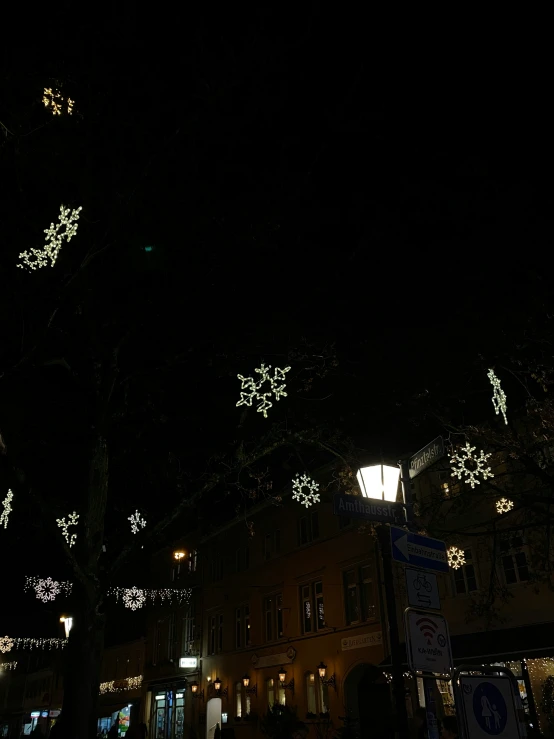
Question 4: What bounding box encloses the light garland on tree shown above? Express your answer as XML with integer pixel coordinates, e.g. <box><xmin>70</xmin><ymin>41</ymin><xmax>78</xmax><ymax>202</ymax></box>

<box><xmin>0</xmin><ymin>637</ymin><xmax>66</xmax><ymax>652</ymax></box>
<box><xmin>128</xmin><ymin>510</ymin><xmax>146</xmax><ymax>535</ymax></box>
<box><xmin>24</xmin><ymin>576</ymin><xmax>73</xmax><ymax>602</ymax></box>
<box><xmin>487</xmin><ymin>369</ymin><xmax>508</xmax><ymax>425</ymax></box>
<box><xmin>236</xmin><ymin>363</ymin><xmax>291</xmax><ymax>418</ymax></box>
<box><xmin>107</xmin><ymin>586</ymin><xmax>192</xmax><ymax>608</ymax></box>
<box><xmin>450</xmin><ymin>443</ymin><xmax>494</xmax><ymax>488</ymax></box>
<box><xmin>42</xmin><ymin>88</ymin><xmax>74</xmax><ymax>116</ymax></box>
<box><xmin>99</xmin><ymin>675</ymin><xmax>143</xmax><ymax>695</ymax></box>
<box><xmin>0</xmin><ymin>661</ymin><xmax>17</xmax><ymax>671</ymax></box>
<box><xmin>56</xmin><ymin>511</ymin><xmax>79</xmax><ymax>547</ymax></box>
<box><xmin>496</xmin><ymin>498</ymin><xmax>514</xmax><ymax>515</ymax></box>
<box><xmin>17</xmin><ymin>205</ymin><xmax>83</xmax><ymax>271</ymax></box>
<box><xmin>447</xmin><ymin>546</ymin><xmax>466</xmax><ymax>570</ymax></box>
<box><xmin>0</xmin><ymin>489</ymin><xmax>13</xmax><ymax>529</ymax></box>
<box><xmin>291</xmin><ymin>473</ymin><xmax>320</xmax><ymax>508</ymax></box>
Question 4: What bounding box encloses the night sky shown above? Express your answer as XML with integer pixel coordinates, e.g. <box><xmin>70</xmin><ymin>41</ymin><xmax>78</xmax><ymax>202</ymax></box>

<box><xmin>1</xmin><ymin>8</ymin><xmax>553</xmax><ymax>643</ymax></box>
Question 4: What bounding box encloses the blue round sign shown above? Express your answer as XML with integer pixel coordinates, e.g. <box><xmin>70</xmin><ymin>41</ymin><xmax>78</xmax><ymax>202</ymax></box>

<box><xmin>472</xmin><ymin>682</ymin><xmax>508</xmax><ymax>735</ymax></box>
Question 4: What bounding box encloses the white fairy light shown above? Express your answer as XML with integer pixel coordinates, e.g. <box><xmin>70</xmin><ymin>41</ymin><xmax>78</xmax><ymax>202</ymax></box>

<box><xmin>236</xmin><ymin>363</ymin><xmax>291</xmax><ymax>418</ymax></box>
<box><xmin>56</xmin><ymin>512</ymin><xmax>79</xmax><ymax>547</ymax></box>
<box><xmin>24</xmin><ymin>576</ymin><xmax>72</xmax><ymax>603</ymax></box>
<box><xmin>291</xmin><ymin>473</ymin><xmax>320</xmax><ymax>508</ymax></box>
<box><xmin>108</xmin><ymin>586</ymin><xmax>192</xmax><ymax>607</ymax></box>
<box><xmin>0</xmin><ymin>661</ymin><xmax>17</xmax><ymax>671</ymax></box>
<box><xmin>128</xmin><ymin>510</ymin><xmax>146</xmax><ymax>535</ymax></box>
<box><xmin>99</xmin><ymin>675</ymin><xmax>143</xmax><ymax>695</ymax></box>
<box><xmin>487</xmin><ymin>369</ymin><xmax>508</xmax><ymax>425</ymax></box>
<box><xmin>496</xmin><ymin>498</ymin><xmax>515</xmax><ymax>514</ymax></box>
<box><xmin>42</xmin><ymin>88</ymin><xmax>74</xmax><ymax>116</ymax></box>
<box><xmin>447</xmin><ymin>546</ymin><xmax>466</xmax><ymax>570</ymax></box>
<box><xmin>0</xmin><ymin>490</ymin><xmax>13</xmax><ymax>529</ymax></box>
<box><xmin>450</xmin><ymin>443</ymin><xmax>494</xmax><ymax>489</ymax></box>
<box><xmin>17</xmin><ymin>204</ymin><xmax>83</xmax><ymax>271</ymax></box>
<box><xmin>0</xmin><ymin>636</ymin><xmax>14</xmax><ymax>654</ymax></box>
<box><xmin>122</xmin><ymin>586</ymin><xmax>146</xmax><ymax>611</ymax></box>
<box><xmin>12</xmin><ymin>638</ymin><xmax>66</xmax><ymax>650</ymax></box>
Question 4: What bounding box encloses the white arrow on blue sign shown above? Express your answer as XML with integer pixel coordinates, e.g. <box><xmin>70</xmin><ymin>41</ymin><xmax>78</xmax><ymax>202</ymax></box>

<box><xmin>390</xmin><ymin>526</ymin><xmax>449</xmax><ymax>573</ymax></box>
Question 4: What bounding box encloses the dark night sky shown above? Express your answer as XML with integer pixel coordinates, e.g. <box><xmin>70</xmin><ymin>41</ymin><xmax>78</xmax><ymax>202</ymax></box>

<box><xmin>1</xmin><ymin>8</ymin><xmax>553</xmax><ymax>642</ymax></box>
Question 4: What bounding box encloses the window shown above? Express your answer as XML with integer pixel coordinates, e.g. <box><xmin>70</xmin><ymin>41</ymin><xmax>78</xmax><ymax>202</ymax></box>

<box><xmin>235</xmin><ymin>605</ymin><xmax>251</xmax><ymax>649</ymax></box>
<box><xmin>298</xmin><ymin>512</ymin><xmax>319</xmax><ymax>545</ymax></box>
<box><xmin>171</xmin><ymin>562</ymin><xmax>182</xmax><ymax>581</ymax></box>
<box><xmin>305</xmin><ymin>672</ymin><xmax>328</xmax><ymax>715</ymax></box>
<box><xmin>452</xmin><ymin>549</ymin><xmax>478</xmax><ymax>594</ymax></box>
<box><xmin>501</xmin><ymin>534</ymin><xmax>530</xmax><ymax>584</ymax></box>
<box><xmin>235</xmin><ymin>682</ymin><xmax>251</xmax><ymax>718</ymax></box>
<box><xmin>264</xmin><ymin>531</ymin><xmax>281</xmax><ymax>560</ymax></box>
<box><xmin>300</xmin><ymin>581</ymin><xmax>325</xmax><ymax>634</ymax></box>
<box><xmin>208</xmin><ymin>611</ymin><xmax>223</xmax><ymax>654</ymax></box>
<box><xmin>267</xmin><ymin>678</ymin><xmax>275</xmax><ymax>707</ymax></box>
<box><xmin>236</xmin><ymin>546</ymin><xmax>250</xmax><ymax>572</ymax></box>
<box><xmin>264</xmin><ymin>593</ymin><xmax>283</xmax><ymax>641</ymax></box>
<box><xmin>306</xmin><ymin>673</ymin><xmax>316</xmax><ymax>714</ymax></box>
<box><xmin>168</xmin><ymin>613</ymin><xmax>176</xmax><ymax>660</ymax></box>
<box><xmin>218</xmin><ymin>613</ymin><xmax>223</xmax><ymax>652</ymax></box>
<box><xmin>182</xmin><ymin>603</ymin><xmax>195</xmax><ymax>654</ymax></box>
<box><xmin>188</xmin><ymin>549</ymin><xmax>197</xmax><ymax>573</ymax></box>
<box><xmin>211</xmin><ymin>555</ymin><xmax>223</xmax><ymax>582</ymax></box>
<box><xmin>343</xmin><ymin>564</ymin><xmax>376</xmax><ymax>625</ymax></box>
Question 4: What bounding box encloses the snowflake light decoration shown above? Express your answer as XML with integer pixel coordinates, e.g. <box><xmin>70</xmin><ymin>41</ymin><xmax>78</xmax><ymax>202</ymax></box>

<box><xmin>447</xmin><ymin>546</ymin><xmax>466</xmax><ymax>570</ymax></box>
<box><xmin>123</xmin><ymin>586</ymin><xmax>147</xmax><ymax>611</ymax></box>
<box><xmin>42</xmin><ymin>88</ymin><xmax>74</xmax><ymax>116</ymax></box>
<box><xmin>450</xmin><ymin>443</ymin><xmax>494</xmax><ymax>489</ymax></box>
<box><xmin>496</xmin><ymin>498</ymin><xmax>514</xmax><ymax>514</ymax></box>
<box><xmin>0</xmin><ymin>636</ymin><xmax>14</xmax><ymax>654</ymax></box>
<box><xmin>56</xmin><ymin>512</ymin><xmax>79</xmax><ymax>548</ymax></box>
<box><xmin>236</xmin><ymin>363</ymin><xmax>291</xmax><ymax>418</ymax></box>
<box><xmin>0</xmin><ymin>489</ymin><xmax>13</xmax><ymax>529</ymax></box>
<box><xmin>291</xmin><ymin>473</ymin><xmax>320</xmax><ymax>508</ymax></box>
<box><xmin>487</xmin><ymin>369</ymin><xmax>508</xmax><ymax>425</ymax></box>
<box><xmin>108</xmin><ymin>586</ymin><xmax>192</xmax><ymax>607</ymax></box>
<box><xmin>17</xmin><ymin>205</ymin><xmax>83</xmax><ymax>271</ymax></box>
<box><xmin>34</xmin><ymin>577</ymin><xmax>62</xmax><ymax>603</ymax></box>
<box><xmin>128</xmin><ymin>510</ymin><xmax>146</xmax><ymax>535</ymax></box>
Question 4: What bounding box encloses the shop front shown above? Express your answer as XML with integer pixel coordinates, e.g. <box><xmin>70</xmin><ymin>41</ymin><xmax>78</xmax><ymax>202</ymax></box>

<box><xmin>148</xmin><ymin>682</ymin><xmax>186</xmax><ymax>739</ymax></box>
<box><xmin>97</xmin><ymin>701</ymin><xmax>142</xmax><ymax>737</ymax></box>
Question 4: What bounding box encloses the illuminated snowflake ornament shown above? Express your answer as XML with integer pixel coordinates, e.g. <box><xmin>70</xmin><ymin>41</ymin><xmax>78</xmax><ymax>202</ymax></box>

<box><xmin>17</xmin><ymin>205</ymin><xmax>83</xmax><ymax>271</ymax></box>
<box><xmin>128</xmin><ymin>510</ymin><xmax>146</xmax><ymax>535</ymax></box>
<box><xmin>33</xmin><ymin>577</ymin><xmax>62</xmax><ymax>603</ymax></box>
<box><xmin>292</xmin><ymin>473</ymin><xmax>320</xmax><ymax>508</ymax></box>
<box><xmin>56</xmin><ymin>512</ymin><xmax>79</xmax><ymax>548</ymax></box>
<box><xmin>447</xmin><ymin>546</ymin><xmax>466</xmax><ymax>570</ymax></box>
<box><xmin>236</xmin><ymin>363</ymin><xmax>291</xmax><ymax>418</ymax></box>
<box><xmin>496</xmin><ymin>498</ymin><xmax>514</xmax><ymax>514</ymax></box>
<box><xmin>487</xmin><ymin>369</ymin><xmax>508</xmax><ymax>425</ymax></box>
<box><xmin>450</xmin><ymin>443</ymin><xmax>494</xmax><ymax>489</ymax></box>
<box><xmin>0</xmin><ymin>636</ymin><xmax>14</xmax><ymax>654</ymax></box>
<box><xmin>0</xmin><ymin>489</ymin><xmax>13</xmax><ymax>529</ymax></box>
<box><xmin>123</xmin><ymin>587</ymin><xmax>146</xmax><ymax>611</ymax></box>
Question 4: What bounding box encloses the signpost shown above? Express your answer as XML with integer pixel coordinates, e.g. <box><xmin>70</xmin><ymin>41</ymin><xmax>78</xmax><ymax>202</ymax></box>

<box><xmin>409</xmin><ymin>436</ymin><xmax>445</xmax><ymax>479</ymax></box>
<box><xmin>405</xmin><ymin>568</ymin><xmax>441</xmax><ymax>610</ymax></box>
<box><xmin>333</xmin><ymin>494</ymin><xmax>404</xmax><ymax>524</ymax></box>
<box><xmin>390</xmin><ymin>526</ymin><xmax>449</xmax><ymax>572</ymax></box>
<box><xmin>405</xmin><ymin>608</ymin><xmax>452</xmax><ymax>675</ymax></box>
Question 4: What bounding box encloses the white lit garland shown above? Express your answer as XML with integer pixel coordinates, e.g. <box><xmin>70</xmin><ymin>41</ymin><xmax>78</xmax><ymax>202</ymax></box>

<box><xmin>128</xmin><ymin>510</ymin><xmax>146</xmax><ymax>535</ymax></box>
<box><xmin>42</xmin><ymin>88</ymin><xmax>74</xmax><ymax>116</ymax></box>
<box><xmin>0</xmin><ymin>489</ymin><xmax>13</xmax><ymax>529</ymax></box>
<box><xmin>24</xmin><ymin>576</ymin><xmax>73</xmax><ymax>602</ymax></box>
<box><xmin>99</xmin><ymin>675</ymin><xmax>143</xmax><ymax>695</ymax></box>
<box><xmin>0</xmin><ymin>637</ymin><xmax>66</xmax><ymax>652</ymax></box>
<box><xmin>0</xmin><ymin>661</ymin><xmax>17</xmax><ymax>671</ymax></box>
<box><xmin>56</xmin><ymin>511</ymin><xmax>79</xmax><ymax>547</ymax></box>
<box><xmin>236</xmin><ymin>363</ymin><xmax>291</xmax><ymax>418</ymax></box>
<box><xmin>447</xmin><ymin>546</ymin><xmax>466</xmax><ymax>570</ymax></box>
<box><xmin>487</xmin><ymin>369</ymin><xmax>508</xmax><ymax>425</ymax></box>
<box><xmin>17</xmin><ymin>205</ymin><xmax>83</xmax><ymax>271</ymax></box>
<box><xmin>496</xmin><ymin>498</ymin><xmax>514</xmax><ymax>514</ymax></box>
<box><xmin>450</xmin><ymin>443</ymin><xmax>494</xmax><ymax>488</ymax></box>
<box><xmin>291</xmin><ymin>473</ymin><xmax>320</xmax><ymax>508</ymax></box>
<box><xmin>108</xmin><ymin>586</ymin><xmax>192</xmax><ymax>608</ymax></box>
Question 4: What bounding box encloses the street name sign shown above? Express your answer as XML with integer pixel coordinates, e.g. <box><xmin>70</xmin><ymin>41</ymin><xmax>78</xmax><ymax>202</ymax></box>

<box><xmin>405</xmin><ymin>568</ymin><xmax>441</xmax><ymax>610</ymax></box>
<box><xmin>405</xmin><ymin>608</ymin><xmax>452</xmax><ymax>675</ymax></box>
<box><xmin>333</xmin><ymin>494</ymin><xmax>405</xmax><ymax>524</ymax></box>
<box><xmin>390</xmin><ymin>526</ymin><xmax>448</xmax><ymax>573</ymax></box>
<box><xmin>458</xmin><ymin>676</ymin><xmax>521</xmax><ymax>739</ymax></box>
<box><xmin>409</xmin><ymin>436</ymin><xmax>445</xmax><ymax>479</ymax></box>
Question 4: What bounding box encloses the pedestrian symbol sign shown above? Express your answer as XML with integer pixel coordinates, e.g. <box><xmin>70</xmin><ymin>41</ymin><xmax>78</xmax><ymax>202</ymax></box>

<box><xmin>458</xmin><ymin>677</ymin><xmax>520</xmax><ymax>739</ymax></box>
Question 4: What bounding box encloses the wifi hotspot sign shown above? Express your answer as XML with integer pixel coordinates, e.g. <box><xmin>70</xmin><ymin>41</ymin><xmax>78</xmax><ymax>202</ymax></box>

<box><xmin>405</xmin><ymin>608</ymin><xmax>452</xmax><ymax>675</ymax></box>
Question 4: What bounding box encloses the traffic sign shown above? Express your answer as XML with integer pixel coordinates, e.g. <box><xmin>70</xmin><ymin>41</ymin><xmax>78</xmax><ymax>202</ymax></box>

<box><xmin>390</xmin><ymin>527</ymin><xmax>448</xmax><ymax>572</ymax></box>
<box><xmin>458</xmin><ymin>677</ymin><xmax>521</xmax><ymax>739</ymax></box>
<box><xmin>405</xmin><ymin>568</ymin><xmax>441</xmax><ymax>610</ymax></box>
<box><xmin>405</xmin><ymin>608</ymin><xmax>452</xmax><ymax>675</ymax></box>
<box><xmin>333</xmin><ymin>494</ymin><xmax>405</xmax><ymax>524</ymax></box>
<box><xmin>409</xmin><ymin>436</ymin><xmax>445</xmax><ymax>479</ymax></box>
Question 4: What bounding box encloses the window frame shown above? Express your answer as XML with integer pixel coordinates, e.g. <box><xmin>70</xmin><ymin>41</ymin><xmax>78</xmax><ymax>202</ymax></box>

<box><xmin>207</xmin><ymin>610</ymin><xmax>223</xmax><ymax>655</ymax></box>
<box><xmin>298</xmin><ymin>511</ymin><xmax>319</xmax><ymax>546</ymax></box>
<box><xmin>500</xmin><ymin>534</ymin><xmax>531</xmax><ymax>585</ymax></box>
<box><xmin>451</xmin><ymin>549</ymin><xmax>479</xmax><ymax>596</ymax></box>
<box><xmin>263</xmin><ymin>593</ymin><xmax>284</xmax><ymax>642</ymax></box>
<box><xmin>343</xmin><ymin>563</ymin><xmax>376</xmax><ymax>625</ymax></box>
<box><xmin>305</xmin><ymin>672</ymin><xmax>328</xmax><ymax>716</ymax></box>
<box><xmin>299</xmin><ymin>580</ymin><xmax>326</xmax><ymax>634</ymax></box>
<box><xmin>235</xmin><ymin>604</ymin><xmax>251</xmax><ymax>649</ymax></box>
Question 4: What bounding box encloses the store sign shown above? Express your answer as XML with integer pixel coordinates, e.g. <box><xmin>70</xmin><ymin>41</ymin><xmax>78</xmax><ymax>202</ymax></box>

<box><xmin>49</xmin><ymin>711</ymin><xmax>60</xmax><ymax>718</ymax></box>
<box><xmin>41</xmin><ymin>712</ymin><xmax>48</xmax><ymax>718</ymax></box>
<box><xmin>341</xmin><ymin>631</ymin><xmax>382</xmax><ymax>651</ymax></box>
<box><xmin>179</xmin><ymin>657</ymin><xmax>198</xmax><ymax>668</ymax></box>
<box><xmin>30</xmin><ymin>713</ymin><xmax>40</xmax><ymax>718</ymax></box>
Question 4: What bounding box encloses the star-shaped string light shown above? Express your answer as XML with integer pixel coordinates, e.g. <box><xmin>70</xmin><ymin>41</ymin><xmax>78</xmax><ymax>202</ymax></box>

<box><xmin>487</xmin><ymin>369</ymin><xmax>508</xmax><ymax>425</ymax></box>
<box><xmin>291</xmin><ymin>473</ymin><xmax>320</xmax><ymax>508</ymax></box>
<box><xmin>56</xmin><ymin>512</ymin><xmax>79</xmax><ymax>548</ymax></box>
<box><xmin>0</xmin><ymin>490</ymin><xmax>13</xmax><ymax>529</ymax></box>
<box><xmin>128</xmin><ymin>510</ymin><xmax>146</xmax><ymax>535</ymax></box>
<box><xmin>447</xmin><ymin>547</ymin><xmax>466</xmax><ymax>570</ymax></box>
<box><xmin>236</xmin><ymin>363</ymin><xmax>291</xmax><ymax>418</ymax></box>
<box><xmin>496</xmin><ymin>498</ymin><xmax>514</xmax><ymax>514</ymax></box>
<box><xmin>450</xmin><ymin>444</ymin><xmax>494</xmax><ymax>489</ymax></box>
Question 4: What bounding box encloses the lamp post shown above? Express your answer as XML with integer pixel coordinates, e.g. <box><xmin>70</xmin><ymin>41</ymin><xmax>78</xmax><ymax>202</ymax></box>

<box><xmin>357</xmin><ymin>464</ymin><xmax>409</xmax><ymax>739</ymax></box>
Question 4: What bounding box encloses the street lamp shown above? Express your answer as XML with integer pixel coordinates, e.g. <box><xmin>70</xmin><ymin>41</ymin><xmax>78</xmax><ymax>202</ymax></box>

<box><xmin>59</xmin><ymin>616</ymin><xmax>73</xmax><ymax>639</ymax></box>
<box><xmin>317</xmin><ymin>662</ymin><xmax>337</xmax><ymax>692</ymax></box>
<box><xmin>173</xmin><ymin>550</ymin><xmax>186</xmax><ymax>561</ymax></box>
<box><xmin>278</xmin><ymin>668</ymin><xmax>294</xmax><ymax>696</ymax></box>
<box><xmin>357</xmin><ymin>464</ymin><xmax>400</xmax><ymax>501</ymax></box>
<box><xmin>242</xmin><ymin>675</ymin><xmax>257</xmax><ymax>696</ymax></box>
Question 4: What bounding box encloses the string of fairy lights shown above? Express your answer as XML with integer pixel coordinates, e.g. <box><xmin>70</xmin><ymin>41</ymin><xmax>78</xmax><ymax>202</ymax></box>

<box><xmin>99</xmin><ymin>675</ymin><xmax>143</xmax><ymax>694</ymax></box>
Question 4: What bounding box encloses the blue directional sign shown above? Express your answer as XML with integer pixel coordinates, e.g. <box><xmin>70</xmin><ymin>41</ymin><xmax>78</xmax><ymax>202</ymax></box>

<box><xmin>390</xmin><ymin>526</ymin><xmax>449</xmax><ymax>573</ymax></box>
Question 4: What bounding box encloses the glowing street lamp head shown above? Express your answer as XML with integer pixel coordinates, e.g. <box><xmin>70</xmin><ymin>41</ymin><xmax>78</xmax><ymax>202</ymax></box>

<box><xmin>173</xmin><ymin>550</ymin><xmax>186</xmax><ymax>561</ymax></box>
<box><xmin>357</xmin><ymin>464</ymin><xmax>400</xmax><ymax>502</ymax></box>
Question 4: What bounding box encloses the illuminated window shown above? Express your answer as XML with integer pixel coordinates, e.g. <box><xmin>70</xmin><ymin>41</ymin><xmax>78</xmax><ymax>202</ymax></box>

<box><xmin>235</xmin><ymin>682</ymin><xmax>242</xmax><ymax>717</ymax></box>
<box><xmin>267</xmin><ymin>678</ymin><xmax>275</xmax><ymax>707</ymax></box>
<box><xmin>300</xmin><ymin>581</ymin><xmax>325</xmax><ymax>634</ymax></box>
<box><xmin>306</xmin><ymin>673</ymin><xmax>316</xmax><ymax>714</ymax></box>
